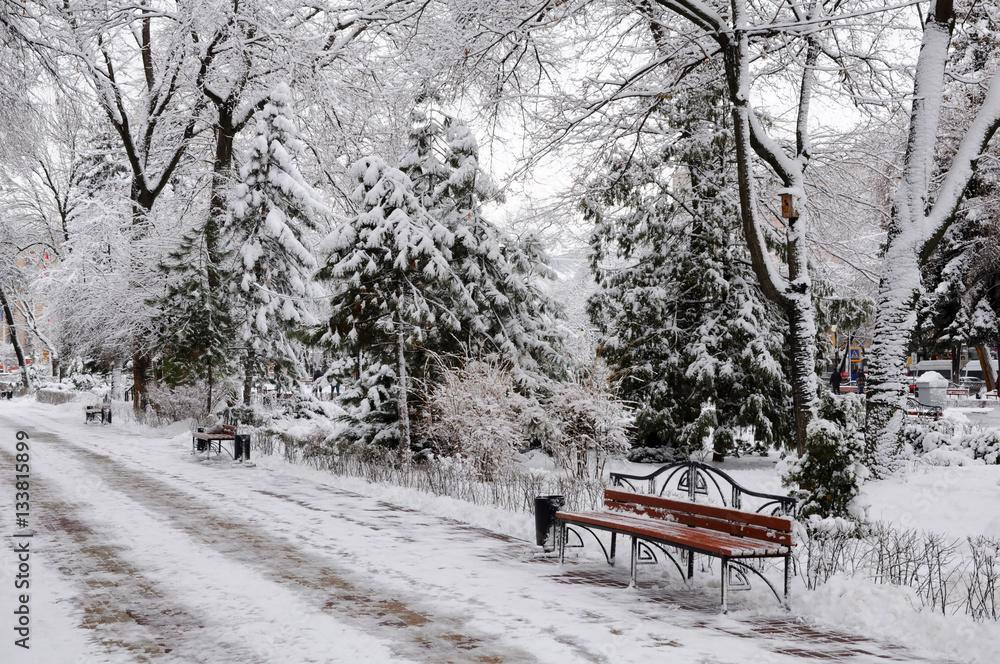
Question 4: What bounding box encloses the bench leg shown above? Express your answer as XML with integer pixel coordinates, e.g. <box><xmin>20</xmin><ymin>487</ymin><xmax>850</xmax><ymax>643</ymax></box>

<box><xmin>721</xmin><ymin>557</ymin><xmax>729</xmax><ymax>614</ymax></box>
<box><xmin>783</xmin><ymin>553</ymin><xmax>791</xmax><ymax>611</ymax></box>
<box><xmin>609</xmin><ymin>533</ymin><xmax>616</xmax><ymax>566</ymax></box>
<box><xmin>687</xmin><ymin>549</ymin><xmax>695</xmax><ymax>579</ymax></box>
<box><xmin>629</xmin><ymin>537</ymin><xmax>638</xmax><ymax>588</ymax></box>
<box><xmin>558</xmin><ymin>522</ymin><xmax>566</xmax><ymax>564</ymax></box>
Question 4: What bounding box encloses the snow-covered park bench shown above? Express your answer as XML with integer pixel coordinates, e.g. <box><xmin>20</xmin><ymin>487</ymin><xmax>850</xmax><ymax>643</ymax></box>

<box><xmin>555</xmin><ymin>488</ymin><xmax>794</xmax><ymax>612</ymax></box>
<box><xmin>84</xmin><ymin>401</ymin><xmax>112</xmax><ymax>424</ymax></box>
<box><xmin>552</xmin><ymin>461</ymin><xmax>797</xmax><ymax>611</ymax></box>
<box><xmin>192</xmin><ymin>425</ymin><xmax>251</xmax><ymax>461</ymax></box>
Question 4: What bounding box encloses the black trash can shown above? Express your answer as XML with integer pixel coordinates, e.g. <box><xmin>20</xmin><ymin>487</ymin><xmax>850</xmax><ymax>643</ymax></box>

<box><xmin>234</xmin><ymin>434</ymin><xmax>251</xmax><ymax>462</ymax></box>
<box><xmin>195</xmin><ymin>427</ymin><xmax>207</xmax><ymax>452</ymax></box>
<box><xmin>534</xmin><ymin>495</ymin><xmax>566</xmax><ymax>551</ymax></box>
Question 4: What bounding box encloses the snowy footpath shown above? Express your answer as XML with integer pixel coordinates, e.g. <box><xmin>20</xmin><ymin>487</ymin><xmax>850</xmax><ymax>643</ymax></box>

<box><xmin>0</xmin><ymin>400</ymin><xmax>995</xmax><ymax>663</ymax></box>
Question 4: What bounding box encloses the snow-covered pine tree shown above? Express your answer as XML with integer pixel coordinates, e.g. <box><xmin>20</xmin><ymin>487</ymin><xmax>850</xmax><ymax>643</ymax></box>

<box><xmin>227</xmin><ymin>83</ymin><xmax>324</xmax><ymax>402</ymax></box>
<box><xmin>149</xmin><ymin>223</ymin><xmax>236</xmax><ymax>413</ymax></box>
<box><xmin>403</xmin><ymin>110</ymin><xmax>566</xmax><ymax>383</ymax></box>
<box><xmin>398</xmin><ymin>102</ymin><xmax>451</xmax><ymax>211</ymax></box>
<box><xmin>586</xmin><ymin>75</ymin><xmax>793</xmax><ymax>462</ymax></box>
<box><xmin>316</xmin><ymin>156</ymin><xmax>471</xmax><ymax>448</ymax></box>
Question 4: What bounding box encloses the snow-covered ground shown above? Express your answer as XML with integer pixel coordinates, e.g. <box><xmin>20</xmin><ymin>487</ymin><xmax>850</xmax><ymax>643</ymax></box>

<box><xmin>1</xmin><ymin>398</ymin><xmax>999</xmax><ymax>663</ymax></box>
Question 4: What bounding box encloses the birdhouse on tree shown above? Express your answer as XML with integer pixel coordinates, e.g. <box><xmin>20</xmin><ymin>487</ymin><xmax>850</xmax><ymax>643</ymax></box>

<box><xmin>780</xmin><ymin>193</ymin><xmax>797</xmax><ymax>219</ymax></box>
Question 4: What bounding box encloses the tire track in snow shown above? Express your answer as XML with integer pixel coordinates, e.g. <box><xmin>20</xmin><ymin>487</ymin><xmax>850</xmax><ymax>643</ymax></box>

<box><xmin>13</xmin><ymin>423</ymin><xmax>532</xmax><ymax>664</ymax></box>
<box><xmin>0</xmin><ymin>444</ymin><xmax>270</xmax><ymax>664</ymax></box>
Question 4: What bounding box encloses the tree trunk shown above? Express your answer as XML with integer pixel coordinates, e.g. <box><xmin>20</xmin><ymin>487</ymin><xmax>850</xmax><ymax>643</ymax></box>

<box><xmin>206</xmin><ymin>104</ymin><xmax>237</xmax><ymax>282</ymax></box>
<box><xmin>723</xmin><ymin>7</ymin><xmax>817</xmax><ymax>454</ymax></box>
<box><xmin>207</xmin><ymin>360</ymin><xmax>214</xmax><ymax>414</ymax></box>
<box><xmin>786</xmin><ymin>298</ymin><xmax>818</xmax><ymax>456</ymax></box>
<box><xmin>864</xmin><ymin>241</ymin><xmax>921</xmax><ymax>477</ymax></box>
<box><xmin>865</xmin><ymin>2</ymin><xmax>957</xmax><ymax>472</ymax></box>
<box><xmin>111</xmin><ymin>364</ymin><xmax>123</xmax><ymax>400</ymax></box>
<box><xmin>0</xmin><ymin>285</ymin><xmax>30</xmax><ymax>390</ymax></box>
<box><xmin>243</xmin><ymin>350</ymin><xmax>255</xmax><ymax>405</ymax></box>
<box><xmin>396</xmin><ymin>313</ymin><xmax>411</xmax><ymax>451</ymax></box>
<box><xmin>132</xmin><ymin>350</ymin><xmax>150</xmax><ymax>412</ymax></box>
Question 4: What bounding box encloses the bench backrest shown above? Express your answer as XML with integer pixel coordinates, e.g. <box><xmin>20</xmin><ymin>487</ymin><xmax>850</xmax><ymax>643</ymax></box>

<box><xmin>604</xmin><ymin>488</ymin><xmax>793</xmax><ymax>547</ymax></box>
<box><xmin>223</xmin><ymin>424</ymin><xmax>237</xmax><ymax>435</ymax></box>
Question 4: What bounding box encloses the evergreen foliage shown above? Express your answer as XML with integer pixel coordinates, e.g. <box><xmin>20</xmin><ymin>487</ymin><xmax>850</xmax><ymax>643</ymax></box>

<box><xmin>318</xmin><ymin>110</ymin><xmax>568</xmax><ymax>448</ymax></box>
<box><xmin>783</xmin><ymin>391</ymin><xmax>868</xmax><ymax>520</ymax></box>
<box><xmin>227</xmin><ymin>83</ymin><xmax>324</xmax><ymax>390</ymax></box>
<box><xmin>401</xmin><ymin>109</ymin><xmax>567</xmax><ymax>382</ymax></box>
<box><xmin>316</xmin><ymin>155</ymin><xmax>469</xmax><ymax>446</ymax></box>
<box><xmin>149</xmin><ymin>223</ymin><xmax>236</xmax><ymax>409</ymax></box>
<box><xmin>585</xmin><ymin>76</ymin><xmax>792</xmax><ymax>461</ymax></box>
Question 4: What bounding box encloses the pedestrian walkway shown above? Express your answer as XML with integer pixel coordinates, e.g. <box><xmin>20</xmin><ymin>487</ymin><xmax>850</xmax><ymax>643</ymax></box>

<box><xmin>0</xmin><ymin>406</ymin><xmax>976</xmax><ymax>663</ymax></box>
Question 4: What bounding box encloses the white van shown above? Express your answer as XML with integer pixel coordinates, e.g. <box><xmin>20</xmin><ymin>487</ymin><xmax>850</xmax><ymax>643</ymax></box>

<box><xmin>909</xmin><ymin>360</ymin><xmax>957</xmax><ymax>382</ymax></box>
<box><xmin>904</xmin><ymin>357</ymin><xmax>993</xmax><ymax>392</ymax></box>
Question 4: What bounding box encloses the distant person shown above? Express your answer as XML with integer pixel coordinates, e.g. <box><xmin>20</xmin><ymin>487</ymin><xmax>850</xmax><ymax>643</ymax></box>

<box><xmin>857</xmin><ymin>372</ymin><xmax>866</xmax><ymax>394</ymax></box>
<box><xmin>831</xmin><ymin>367</ymin><xmax>841</xmax><ymax>394</ymax></box>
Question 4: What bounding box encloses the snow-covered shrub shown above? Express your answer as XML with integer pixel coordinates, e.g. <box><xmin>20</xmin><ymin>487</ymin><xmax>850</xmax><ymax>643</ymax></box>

<box><xmin>624</xmin><ymin>445</ymin><xmax>688</xmax><ymax>464</ymax></box>
<box><xmin>145</xmin><ymin>382</ymin><xmax>207</xmax><ymax>423</ymax></box>
<box><xmin>35</xmin><ymin>387</ymin><xmax>76</xmax><ymax>405</ymax></box>
<box><xmin>67</xmin><ymin>373</ymin><xmax>103</xmax><ymax>391</ymax></box>
<box><xmin>906</xmin><ymin>419</ymin><xmax>1000</xmax><ymax>465</ymax></box>
<box><xmin>420</xmin><ymin>361</ymin><xmax>531</xmax><ymax>480</ymax></box>
<box><xmin>960</xmin><ymin>430</ymin><xmax>1000</xmax><ymax>465</ymax></box>
<box><xmin>905</xmin><ymin>418</ymin><xmax>956</xmax><ymax>454</ymax></box>
<box><xmin>533</xmin><ymin>372</ymin><xmax>630</xmax><ymax>479</ymax></box>
<box><xmin>782</xmin><ymin>415</ymin><xmax>867</xmax><ymax>520</ymax></box>
<box><xmin>967</xmin><ymin>536</ymin><xmax>1000</xmax><ymax>622</ymax></box>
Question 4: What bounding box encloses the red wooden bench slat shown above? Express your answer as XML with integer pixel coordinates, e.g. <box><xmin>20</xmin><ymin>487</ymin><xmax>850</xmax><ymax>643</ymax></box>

<box><xmin>604</xmin><ymin>489</ymin><xmax>792</xmax><ymax>532</ymax></box>
<box><xmin>556</xmin><ymin>510</ymin><xmax>788</xmax><ymax>557</ymax></box>
<box><xmin>606</xmin><ymin>501</ymin><xmax>792</xmax><ymax>547</ymax></box>
<box><xmin>193</xmin><ymin>425</ymin><xmax>237</xmax><ymax>441</ymax></box>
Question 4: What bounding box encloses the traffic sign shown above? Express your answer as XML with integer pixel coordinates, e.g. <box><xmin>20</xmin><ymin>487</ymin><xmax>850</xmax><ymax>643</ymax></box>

<box><xmin>850</xmin><ymin>348</ymin><xmax>861</xmax><ymax>360</ymax></box>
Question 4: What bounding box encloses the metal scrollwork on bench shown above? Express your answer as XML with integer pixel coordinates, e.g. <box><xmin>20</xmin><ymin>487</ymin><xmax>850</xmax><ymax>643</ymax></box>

<box><xmin>635</xmin><ymin>540</ymin><xmax>687</xmax><ymax>580</ymax></box>
<box><xmin>610</xmin><ymin>461</ymin><xmax>798</xmax><ymax>517</ymax></box>
<box><xmin>726</xmin><ymin>560</ymin><xmax>785</xmax><ymax>605</ymax></box>
<box><xmin>563</xmin><ymin>525</ymin><xmax>613</xmax><ymax>565</ymax></box>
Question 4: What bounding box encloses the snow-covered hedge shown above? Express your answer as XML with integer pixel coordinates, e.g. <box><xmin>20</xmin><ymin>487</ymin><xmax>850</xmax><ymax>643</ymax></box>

<box><xmin>804</xmin><ymin>519</ymin><xmax>1000</xmax><ymax>622</ymax></box>
<box><xmin>906</xmin><ymin>419</ymin><xmax>1000</xmax><ymax>465</ymax></box>
<box><xmin>257</xmin><ymin>425</ymin><xmax>607</xmax><ymax>513</ymax></box>
<box><xmin>36</xmin><ymin>387</ymin><xmax>77</xmax><ymax>405</ymax></box>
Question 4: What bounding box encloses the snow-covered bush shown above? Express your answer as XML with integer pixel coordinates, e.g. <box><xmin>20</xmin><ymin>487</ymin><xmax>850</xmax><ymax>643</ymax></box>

<box><xmin>35</xmin><ymin>387</ymin><xmax>76</xmax><ymax>405</ymax></box>
<box><xmin>67</xmin><ymin>373</ymin><xmax>104</xmax><ymax>391</ymax></box>
<box><xmin>783</xmin><ymin>411</ymin><xmax>867</xmax><ymax>520</ymax></box>
<box><xmin>906</xmin><ymin>419</ymin><xmax>1000</xmax><ymax>465</ymax></box>
<box><xmin>419</xmin><ymin>359</ymin><xmax>630</xmax><ymax>480</ymax></box>
<box><xmin>532</xmin><ymin>372</ymin><xmax>630</xmax><ymax>479</ymax></box>
<box><xmin>145</xmin><ymin>382</ymin><xmax>208</xmax><ymax>423</ymax></box>
<box><xmin>802</xmin><ymin>521</ymin><xmax>1000</xmax><ymax>622</ymax></box>
<box><xmin>966</xmin><ymin>431</ymin><xmax>1000</xmax><ymax>465</ymax></box>
<box><xmin>420</xmin><ymin>361</ymin><xmax>530</xmax><ymax>480</ymax></box>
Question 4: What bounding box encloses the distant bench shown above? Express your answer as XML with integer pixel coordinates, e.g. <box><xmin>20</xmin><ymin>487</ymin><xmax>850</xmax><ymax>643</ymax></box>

<box><xmin>85</xmin><ymin>401</ymin><xmax>112</xmax><ymax>424</ymax></box>
<box><xmin>192</xmin><ymin>425</ymin><xmax>251</xmax><ymax>462</ymax></box>
<box><xmin>556</xmin><ymin>489</ymin><xmax>794</xmax><ymax>611</ymax></box>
